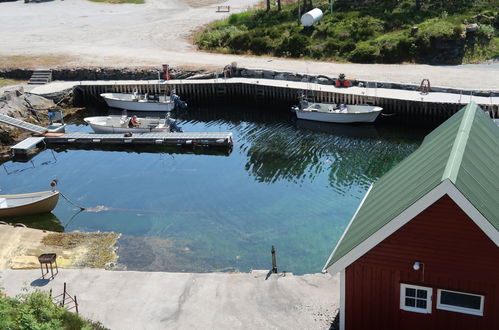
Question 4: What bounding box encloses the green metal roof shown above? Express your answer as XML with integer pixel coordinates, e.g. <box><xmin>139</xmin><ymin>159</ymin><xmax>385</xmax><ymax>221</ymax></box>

<box><xmin>324</xmin><ymin>102</ymin><xmax>499</xmax><ymax>271</ymax></box>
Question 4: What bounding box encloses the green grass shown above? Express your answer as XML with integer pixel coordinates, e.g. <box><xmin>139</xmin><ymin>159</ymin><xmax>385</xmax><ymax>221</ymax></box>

<box><xmin>0</xmin><ymin>78</ymin><xmax>25</xmax><ymax>88</ymax></box>
<box><xmin>0</xmin><ymin>291</ymin><xmax>108</xmax><ymax>330</ymax></box>
<box><xmin>87</xmin><ymin>0</ymin><xmax>144</xmax><ymax>4</ymax></box>
<box><xmin>195</xmin><ymin>0</ymin><xmax>499</xmax><ymax>63</ymax></box>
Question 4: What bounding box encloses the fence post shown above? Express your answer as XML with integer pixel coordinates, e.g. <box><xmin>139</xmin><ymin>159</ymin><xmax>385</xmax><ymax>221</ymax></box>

<box><xmin>62</xmin><ymin>282</ymin><xmax>66</xmax><ymax>307</ymax></box>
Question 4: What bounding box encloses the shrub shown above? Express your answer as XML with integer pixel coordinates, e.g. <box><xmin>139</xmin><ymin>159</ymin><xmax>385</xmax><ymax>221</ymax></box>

<box><xmin>477</xmin><ymin>24</ymin><xmax>495</xmax><ymax>39</ymax></box>
<box><xmin>249</xmin><ymin>37</ymin><xmax>273</xmax><ymax>55</ymax></box>
<box><xmin>347</xmin><ymin>43</ymin><xmax>379</xmax><ymax>62</ymax></box>
<box><xmin>0</xmin><ymin>291</ymin><xmax>107</xmax><ymax>330</ymax></box>
<box><xmin>277</xmin><ymin>34</ymin><xmax>311</xmax><ymax>57</ymax></box>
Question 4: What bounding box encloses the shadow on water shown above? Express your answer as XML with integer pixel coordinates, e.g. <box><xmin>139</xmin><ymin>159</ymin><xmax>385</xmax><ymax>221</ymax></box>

<box><xmin>2</xmin><ymin>213</ymin><xmax>64</xmax><ymax>232</ymax></box>
<box><xmin>50</xmin><ymin>144</ymin><xmax>232</xmax><ymax>157</ymax></box>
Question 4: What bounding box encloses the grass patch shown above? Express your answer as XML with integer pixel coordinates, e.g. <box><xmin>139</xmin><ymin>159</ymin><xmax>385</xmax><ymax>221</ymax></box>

<box><xmin>0</xmin><ymin>291</ymin><xmax>107</xmax><ymax>330</ymax></box>
<box><xmin>0</xmin><ymin>78</ymin><xmax>26</xmax><ymax>88</ymax></box>
<box><xmin>87</xmin><ymin>0</ymin><xmax>145</xmax><ymax>3</ymax></box>
<box><xmin>195</xmin><ymin>0</ymin><xmax>499</xmax><ymax>63</ymax></box>
<box><xmin>0</xmin><ymin>55</ymin><xmax>76</xmax><ymax>69</ymax></box>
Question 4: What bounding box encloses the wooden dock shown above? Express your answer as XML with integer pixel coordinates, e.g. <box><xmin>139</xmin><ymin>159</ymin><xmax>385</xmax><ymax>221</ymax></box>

<box><xmin>44</xmin><ymin>131</ymin><xmax>233</xmax><ymax>147</ymax></box>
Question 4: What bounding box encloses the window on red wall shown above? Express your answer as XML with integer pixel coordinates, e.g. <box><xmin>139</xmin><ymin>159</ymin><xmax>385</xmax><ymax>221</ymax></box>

<box><xmin>400</xmin><ymin>284</ymin><xmax>432</xmax><ymax>314</ymax></box>
<box><xmin>437</xmin><ymin>289</ymin><xmax>484</xmax><ymax>316</ymax></box>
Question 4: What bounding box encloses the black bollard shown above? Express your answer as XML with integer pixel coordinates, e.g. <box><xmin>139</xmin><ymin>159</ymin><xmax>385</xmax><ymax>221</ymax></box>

<box><xmin>271</xmin><ymin>245</ymin><xmax>277</xmax><ymax>274</ymax></box>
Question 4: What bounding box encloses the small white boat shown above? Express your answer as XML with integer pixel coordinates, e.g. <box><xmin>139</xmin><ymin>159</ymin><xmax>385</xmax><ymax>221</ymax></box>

<box><xmin>293</xmin><ymin>101</ymin><xmax>382</xmax><ymax>123</ymax></box>
<box><xmin>100</xmin><ymin>92</ymin><xmax>186</xmax><ymax>112</ymax></box>
<box><xmin>0</xmin><ymin>190</ymin><xmax>59</xmax><ymax>217</ymax></box>
<box><xmin>84</xmin><ymin>115</ymin><xmax>182</xmax><ymax>134</ymax></box>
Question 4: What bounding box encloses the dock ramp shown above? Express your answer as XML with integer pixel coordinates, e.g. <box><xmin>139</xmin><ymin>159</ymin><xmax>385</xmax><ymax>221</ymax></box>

<box><xmin>0</xmin><ymin>114</ymin><xmax>47</xmax><ymax>134</ymax></box>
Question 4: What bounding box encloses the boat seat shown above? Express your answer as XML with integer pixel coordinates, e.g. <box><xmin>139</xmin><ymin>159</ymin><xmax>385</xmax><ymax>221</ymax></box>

<box><xmin>0</xmin><ymin>198</ymin><xmax>7</xmax><ymax>209</ymax></box>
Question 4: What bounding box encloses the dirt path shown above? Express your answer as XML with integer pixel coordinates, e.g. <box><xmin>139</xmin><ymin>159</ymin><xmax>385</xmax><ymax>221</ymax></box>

<box><xmin>0</xmin><ymin>0</ymin><xmax>498</xmax><ymax>89</ymax></box>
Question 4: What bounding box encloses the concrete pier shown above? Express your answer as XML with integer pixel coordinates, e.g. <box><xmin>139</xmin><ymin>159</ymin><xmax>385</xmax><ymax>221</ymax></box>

<box><xmin>31</xmin><ymin>78</ymin><xmax>499</xmax><ymax>121</ymax></box>
<box><xmin>0</xmin><ymin>269</ymin><xmax>339</xmax><ymax>330</ymax></box>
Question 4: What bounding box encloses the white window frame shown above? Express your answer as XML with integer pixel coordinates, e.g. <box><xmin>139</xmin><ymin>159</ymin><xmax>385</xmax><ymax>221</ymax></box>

<box><xmin>437</xmin><ymin>289</ymin><xmax>484</xmax><ymax>316</ymax></box>
<box><xmin>400</xmin><ymin>284</ymin><xmax>432</xmax><ymax>314</ymax></box>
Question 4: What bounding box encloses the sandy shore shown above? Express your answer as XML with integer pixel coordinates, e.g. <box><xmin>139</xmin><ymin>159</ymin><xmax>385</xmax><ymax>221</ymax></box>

<box><xmin>0</xmin><ymin>0</ymin><xmax>498</xmax><ymax>89</ymax></box>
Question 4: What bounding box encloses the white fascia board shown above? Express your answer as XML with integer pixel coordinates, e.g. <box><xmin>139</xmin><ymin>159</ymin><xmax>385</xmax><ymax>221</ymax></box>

<box><xmin>326</xmin><ymin>180</ymin><xmax>448</xmax><ymax>275</ymax></box>
<box><xmin>325</xmin><ymin>179</ymin><xmax>499</xmax><ymax>275</ymax></box>
<box><xmin>322</xmin><ymin>183</ymin><xmax>374</xmax><ymax>273</ymax></box>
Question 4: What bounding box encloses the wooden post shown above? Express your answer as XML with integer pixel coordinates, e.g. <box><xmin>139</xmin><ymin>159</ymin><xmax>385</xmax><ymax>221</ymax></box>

<box><xmin>74</xmin><ymin>295</ymin><xmax>79</xmax><ymax>314</ymax></box>
<box><xmin>271</xmin><ymin>245</ymin><xmax>277</xmax><ymax>273</ymax></box>
<box><xmin>62</xmin><ymin>282</ymin><xmax>66</xmax><ymax>307</ymax></box>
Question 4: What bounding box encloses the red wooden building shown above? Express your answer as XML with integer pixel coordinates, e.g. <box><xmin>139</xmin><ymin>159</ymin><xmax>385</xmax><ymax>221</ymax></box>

<box><xmin>323</xmin><ymin>103</ymin><xmax>499</xmax><ymax>330</ymax></box>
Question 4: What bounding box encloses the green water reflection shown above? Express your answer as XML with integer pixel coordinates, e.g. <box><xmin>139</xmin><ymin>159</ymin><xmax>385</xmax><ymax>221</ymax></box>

<box><xmin>0</xmin><ymin>104</ymin><xmax>430</xmax><ymax>274</ymax></box>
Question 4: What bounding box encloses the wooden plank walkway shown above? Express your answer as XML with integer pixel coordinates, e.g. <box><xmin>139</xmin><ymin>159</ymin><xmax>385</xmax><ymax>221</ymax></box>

<box><xmin>44</xmin><ymin>131</ymin><xmax>233</xmax><ymax>147</ymax></box>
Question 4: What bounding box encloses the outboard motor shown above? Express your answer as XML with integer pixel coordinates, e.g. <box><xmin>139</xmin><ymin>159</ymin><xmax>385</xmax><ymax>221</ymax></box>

<box><xmin>171</xmin><ymin>93</ymin><xmax>188</xmax><ymax>110</ymax></box>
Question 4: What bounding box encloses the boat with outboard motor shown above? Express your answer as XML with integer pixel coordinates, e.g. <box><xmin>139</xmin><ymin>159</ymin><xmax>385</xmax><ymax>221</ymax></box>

<box><xmin>0</xmin><ymin>190</ymin><xmax>59</xmax><ymax>217</ymax></box>
<box><xmin>292</xmin><ymin>100</ymin><xmax>382</xmax><ymax>123</ymax></box>
<box><xmin>100</xmin><ymin>91</ymin><xmax>187</xmax><ymax>112</ymax></box>
<box><xmin>84</xmin><ymin>113</ymin><xmax>182</xmax><ymax>134</ymax></box>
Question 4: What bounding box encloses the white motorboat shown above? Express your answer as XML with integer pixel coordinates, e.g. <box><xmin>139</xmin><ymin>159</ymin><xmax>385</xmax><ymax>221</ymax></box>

<box><xmin>292</xmin><ymin>101</ymin><xmax>382</xmax><ymax>123</ymax></box>
<box><xmin>100</xmin><ymin>92</ymin><xmax>187</xmax><ymax>112</ymax></box>
<box><xmin>84</xmin><ymin>115</ymin><xmax>182</xmax><ymax>134</ymax></box>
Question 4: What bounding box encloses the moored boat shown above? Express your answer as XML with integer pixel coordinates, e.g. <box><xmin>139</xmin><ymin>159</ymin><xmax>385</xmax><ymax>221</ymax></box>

<box><xmin>100</xmin><ymin>92</ymin><xmax>187</xmax><ymax>112</ymax></box>
<box><xmin>292</xmin><ymin>101</ymin><xmax>382</xmax><ymax>123</ymax></box>
<box><xmin>84</xmin><ymin>115</ymin><xmax>182</xmax><ymax>134</ymax></box>
<box><xmin>0</xmin><ymin>190</ymin><xmax>59</xmax><ymax>217</ymax></box>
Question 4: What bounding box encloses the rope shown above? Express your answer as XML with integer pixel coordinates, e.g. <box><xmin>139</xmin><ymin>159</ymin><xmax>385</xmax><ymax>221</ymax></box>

<box><xmin>59</xmin><ymin>191</ymin><xmax>86</xmax><ymax>211</ymax></box>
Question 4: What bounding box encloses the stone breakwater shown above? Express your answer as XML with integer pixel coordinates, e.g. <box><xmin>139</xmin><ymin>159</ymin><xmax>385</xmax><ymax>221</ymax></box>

<box><xmin>1</xmin><ymin>67</ymin><xmax>497</xmax><ymax>97</ymax></box>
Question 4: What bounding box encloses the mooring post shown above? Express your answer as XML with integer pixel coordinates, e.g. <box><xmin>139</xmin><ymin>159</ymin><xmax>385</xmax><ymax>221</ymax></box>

<box><xmin>271</xmin><ymin>245</ymin><xmax>277</xmax><ymax>273</ymax></box>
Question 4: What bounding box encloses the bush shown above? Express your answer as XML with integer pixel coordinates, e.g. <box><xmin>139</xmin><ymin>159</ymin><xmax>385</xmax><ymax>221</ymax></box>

<box><xmin>0</xmin><ymin>291</ymin><xmax>107</xmax><ymax>330</ymax></box>
<box><xmin>277</xmin><ymin>34</ymin><xmax>311</xmax><ymax>57</ymax></box>
<box><xmin>347</xmin><ymin>43</ymin><xmax>378</xmax><ymax>62</ymax></box>
<box><xmin>477</xmin><ymin>24</ymin><xmax>495</xmax><ymax>39</ymax></box>
<box><xmin>248</xmin><ymin>37</ymin><xmax>273</xmax><ymax>55</ymax></box>
<box><xmin>193</xmin><ymin>0</ymin><xmax>499</xmax><ymax>64</ymax></box>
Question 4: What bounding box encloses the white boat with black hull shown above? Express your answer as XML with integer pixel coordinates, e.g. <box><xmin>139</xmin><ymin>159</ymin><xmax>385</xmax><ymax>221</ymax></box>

<box><xmin>292</xmin><ymin>101</ymin><xmax>382</xmax><ymax>124</ymax></box>
<box><xmin>100</xmin><ymin>92</ymin><xmax>187</xmax><ymax>112</ymax></box>
<box><xmin>84</xmin><ymin>115</ymin><xmax>182</xmax><ymax>134</ymax></box>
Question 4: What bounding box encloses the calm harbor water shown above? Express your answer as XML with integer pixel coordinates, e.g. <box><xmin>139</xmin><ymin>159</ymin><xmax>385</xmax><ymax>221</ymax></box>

<box><xmin>0</xmin><ymin>104</ymin><xmax>432</xmax><ymax>274</ymax></box>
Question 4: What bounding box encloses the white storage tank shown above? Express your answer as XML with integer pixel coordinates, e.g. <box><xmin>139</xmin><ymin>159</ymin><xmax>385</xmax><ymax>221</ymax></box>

<box><xmin>301</xmin><ymin>8</ymin><xmax>323</xmax><ymax>27</ymax></box>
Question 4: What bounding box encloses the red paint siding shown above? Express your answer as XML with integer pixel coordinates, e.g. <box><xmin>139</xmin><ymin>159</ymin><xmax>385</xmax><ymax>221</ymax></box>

<box><xmin>345</xmin><ymin>194</ymin><xmax>499</xmax><ymax>330</ymax></box>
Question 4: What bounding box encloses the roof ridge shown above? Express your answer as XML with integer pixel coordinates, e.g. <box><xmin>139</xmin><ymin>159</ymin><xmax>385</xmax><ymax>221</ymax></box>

<box><xmin>442</xmin><ymin>103</ymin><xmax>476</xmax><ymax>183</ymax></box>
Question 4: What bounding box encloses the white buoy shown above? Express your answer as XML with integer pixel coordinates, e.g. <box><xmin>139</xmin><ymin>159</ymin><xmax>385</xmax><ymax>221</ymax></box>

<box><xmin>300</xmin><ymin>8</ymin><xmax>323</xmax><ymax>27</ymax></box>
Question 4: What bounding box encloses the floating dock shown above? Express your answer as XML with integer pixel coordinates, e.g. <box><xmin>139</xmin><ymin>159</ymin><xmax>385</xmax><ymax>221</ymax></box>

<box><xmin>44</xmin><ymin>131</ymin><xmax>233</xmax><ymax>147</ymax></box>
